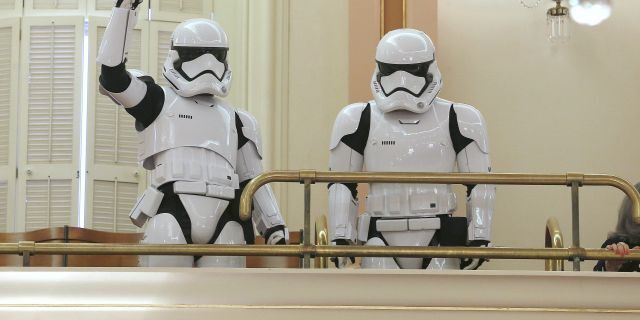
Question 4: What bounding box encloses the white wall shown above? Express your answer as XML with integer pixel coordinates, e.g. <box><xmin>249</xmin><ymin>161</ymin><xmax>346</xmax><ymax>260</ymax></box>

<box><xmin>438</xmin><ymin>0</ymin><xmax>640</xmax><ymax>270</ymax></box>
<box><xmin>283</xmin><ymin>0</ymin><xmax>349</xmax><ymax>229</ymax></box>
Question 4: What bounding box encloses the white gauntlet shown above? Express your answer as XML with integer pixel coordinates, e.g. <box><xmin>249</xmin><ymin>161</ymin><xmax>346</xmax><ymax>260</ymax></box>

<box><xmin>96</xmin><ymin>1</ymin><xmax>142</xmax><ymax>67</ymax></box>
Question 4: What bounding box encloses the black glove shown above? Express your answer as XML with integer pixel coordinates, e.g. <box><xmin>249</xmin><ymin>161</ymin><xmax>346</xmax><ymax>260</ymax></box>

<box><xmin>264</xmin><ymin>225</ymin><xmax>288</xmax><ymax>245</ymax></box>
<box><xmin>460</xmin><ymin>240</ymin><xmax>490</xmax><ymax>270</ymax></box>
<box><xmin>330</xmin><ymin>239</ymin><xmax>355</xmax><ymax>268</ymax></box>
<box><xmin>116</xmin><ymin>0</ymin><xmax>143</xmax><ymax>10</ymax></box>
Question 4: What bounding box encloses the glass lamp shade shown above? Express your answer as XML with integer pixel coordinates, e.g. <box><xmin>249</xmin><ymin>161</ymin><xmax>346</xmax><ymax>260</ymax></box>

<box><xmin>569</xmin><ymin>0</ymin><xmax>612</xmax><ymax>26</ymax></box>
<box><xmin>548</xmin><ymin>11</ymin><xmax>570</xmax><ymax>43</ymax></box>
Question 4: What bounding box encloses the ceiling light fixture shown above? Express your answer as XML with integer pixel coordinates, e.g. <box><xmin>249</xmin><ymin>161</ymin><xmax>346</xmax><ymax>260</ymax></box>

<box><xmin>547</xmin><ymin>0</ymin><xmax>570</xmax><ymax>43</ymax></box>
<box><xmin>569</xmin><ymin>0</ymin><xmax>612</xmax><ymax>26</ymax></box>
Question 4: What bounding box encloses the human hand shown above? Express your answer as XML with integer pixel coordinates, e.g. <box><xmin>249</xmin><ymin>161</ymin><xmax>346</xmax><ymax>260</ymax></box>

<box><xmin>604</xmin><ymin>242</ymin><xmax>635</xmax><ymax>271</ymax></box>
<box><xmin>606</xmin><ymin>242</ymin><xmax>630</xmax><ymax>256</ymax></box>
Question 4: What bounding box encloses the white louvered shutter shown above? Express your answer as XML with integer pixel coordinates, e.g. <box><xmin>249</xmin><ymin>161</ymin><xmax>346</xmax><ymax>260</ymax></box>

<box><xmin>94</xmin><ymin>0</ymin><xmax>113</xmax><ymax>11</ymax></box>
<box><xmin>0</xmin><ymin>18</ymin><xmax>20</xmax><ymax>232</ymax></box>
<box><xmin>88</xmin><ymin>0</ymin><xmax>150</xmax><ymax>19</ymax></box>
<box><xmin>17</xmin><ymin>17</ymin><xmax>83</xmax><ymax>231</ymax></box>
<box><xmin>24</xmin><ymin>0</ymin><xmax>86</xmax><ymax>16</ymax></box>
<box><xmin>0</xmin><ymin>0</ymin><xmax>22</xmax><ymax>17</ymax></box>
<box><xmin>149</xmin><ymin>21</ymin><xmax>177</xmax><ymax>88</ymax></box>
<box><xmin>150</xmin><ymin>0</ymin><xmax>212</xmax><ymax>22</ymax></box>
<box><xmin>85</xmin><ymin>17</ymin><xmax>148</xmax><ymax>232</ymax></box>
<box><xmin>0</xmin><ymin>181</ymin><xmax>7</xmax><ymax>231</ymax></box>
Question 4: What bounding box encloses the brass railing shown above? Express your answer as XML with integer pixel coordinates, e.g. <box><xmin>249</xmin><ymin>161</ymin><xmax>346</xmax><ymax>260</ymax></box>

<box><xmin>545</xmin><ymin>217</ymin><xmax>565</xmax><ymax>271</ymax></box>
<box><xmin>1</xmin><ymin>171</ymin><xmax>639</xmax><ymax>269</ymax></box>
<box><xmin>240</xmin><ymin>171</ymin><xmax>640</xmax><ymax>269</ymax></box>
<box><xmin>1</xmin><ymin>242</ymin><xmax>639</xmax><ymax>261</ymax></box>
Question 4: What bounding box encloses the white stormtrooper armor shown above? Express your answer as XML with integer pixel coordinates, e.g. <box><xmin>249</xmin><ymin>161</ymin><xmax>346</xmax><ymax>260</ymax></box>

<box><xmin>97</xmin><ymin>0</ymin><xmax>288</xmax><ymax>268</ymax></box>
<box><xmin>328</xmin><ymin>29</ymin><xmax>495</xmax><ymax>270</ymax></box>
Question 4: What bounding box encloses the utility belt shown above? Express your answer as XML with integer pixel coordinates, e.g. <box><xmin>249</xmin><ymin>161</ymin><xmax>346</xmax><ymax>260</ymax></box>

<box><xmin>357</xmin><ymin>213</ymin><xmax>468</xmax><ymax>246</ymax></box>
<box><xmin>366</xmin><ymin>185</ymin><xmax>457</xmax><ymax>216</ymax></box>
<box><xmin>129</xmin><ymin>181</ymin><xmax>236</xmax><ymax>228</ymax></box>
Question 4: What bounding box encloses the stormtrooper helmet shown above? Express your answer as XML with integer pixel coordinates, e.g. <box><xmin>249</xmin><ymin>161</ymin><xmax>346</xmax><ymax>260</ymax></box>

<box><xmin>163</xmin><ymin>18</ymin><xmax>232</xmax><ymax>97</ymax></box>
<box><xmin>371</xmin><ymin>29</ymin><xmax>442</xmax><ymax>113</ymax></box>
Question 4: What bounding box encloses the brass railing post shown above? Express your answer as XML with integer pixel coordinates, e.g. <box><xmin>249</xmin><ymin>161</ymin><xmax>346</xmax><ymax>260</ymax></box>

<box><xmin>570</xmin><ymin>181</ymin><xmax>581</xmax><ymax>271</ymax></box>
<box><xmin>315</xmin><ymin>215</ymin><xmax>329</xmax><ymax>268</ymax></box>
<box><xmin>18</xmin><ymin>241</ymin><xmax>35</xmax><ymax>267</ymax></box>
<box><xmin>299</xmin><ymin>170</ymin><xmax>316</xmax><ymax>269</ymax></box>
<box><xmin>545</xmin><ymin>217</ymin><xmax>564</xmax><ymax>271</ymax></box>
<box><xmin>303</xmin><ymin>178</ymin><xmax>312</xmax><ymax>268</ymax></box>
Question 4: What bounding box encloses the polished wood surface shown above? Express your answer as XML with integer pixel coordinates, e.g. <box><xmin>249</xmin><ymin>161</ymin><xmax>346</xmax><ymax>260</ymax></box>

<box><xmin>247</xmin><ymin>231</ymin><xmax>302</xmax><ymax>268</ymax></box>
<box><xmin>66</xmin><ymin>227</ymin><xmax>143</xmax><ymax>267</ymax></box>
<box><xmin>0</xmin><ymin>227</ymin><xmax>302</xmax><ymax>268</ymax></box>
<box><xmin>0</xmin><ymin>228</ymin><xmax>66</xmax><ymax>267</ymax></box>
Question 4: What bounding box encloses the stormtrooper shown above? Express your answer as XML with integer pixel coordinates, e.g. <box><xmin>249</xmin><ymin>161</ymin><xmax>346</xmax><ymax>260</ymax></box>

<box><xmin>328</xmin><ymin>29</ymin><xmax>495</xmax><ymax>270</ymax></box>
<box><xmin>97</xmin><ymin>0</ymin><xmax>288</xmax><ymax>267</ymax></box>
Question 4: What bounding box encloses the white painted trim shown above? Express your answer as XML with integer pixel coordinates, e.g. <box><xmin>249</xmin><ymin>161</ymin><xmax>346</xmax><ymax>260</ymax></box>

<box><xmin>149</xmin><ymin>0</ymin><xmax>212</xmax><ymax>22</ymax></box>
<box><xmin>0</xmin><ymin>0</ymin><xmax>23</xmax><ymax>18</ymax></box>
<box><xmin>0</xmin><ymin>17</ymin><xmax>20</xmax><ymax>232</ymax></box>
<box><xmin>24</xmin><ymin>0</ymin><xmax>87</xmax><ymax>17</ymax></box>
<box><xmin>271</xmin><ymin>0</ymin><xmax>290</xmax><ymax>220</ymax></box>
<box><xmin>16</xmin><ymin>16</ymin><xmax>84</xmax><ymax>230</ymax></box>
<box><xmin>87</xmin><ymin>1</ymin><xmax>151</xmax><ymax>20</ymax></box>
<box><xmin>148</xmin><ymin>20</ymin><xmax>177</xmax><ymax>84</ymax></box>
<box><xmin>0</xmin><ymin>268</ymin><xmax>638</xmax><ymax>319</ymax></box>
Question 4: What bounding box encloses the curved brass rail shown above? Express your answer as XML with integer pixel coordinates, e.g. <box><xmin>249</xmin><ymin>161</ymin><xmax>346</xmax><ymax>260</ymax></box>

<box><xmin>239</xmin><ymin>171</ymin><xmax>640</xmax><ymax>223</ymax></box>
<box><xmin>314</xmin><ymin>215</ymin><xmax>329</xmax><ymax>268</ymax></box>
<box><xmin>545</xmin><ymin>217</ymin><xmax>565</xmax><ymax>271</ymax></box>
<box><xmin>2</xmin><ymin>241</ymin><xmax>639</xmax><ymax>261</ymax></box>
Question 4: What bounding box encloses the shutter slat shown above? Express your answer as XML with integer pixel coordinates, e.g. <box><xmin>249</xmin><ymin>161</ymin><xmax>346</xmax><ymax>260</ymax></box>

<box><xmin>0</xmin><ymin>1</ymin><xmax>15</xmax><ymax>10</ymax></box>
<box><xmin>156</xmin><ymin>30</ymin><xmax>171</xmax><ymax>87</ymax></box>
<box><xmin>27</xmin><ymin>24</ymin><xmax>76</xmax><ymax>164</ymax></box>
<box><xmin>95</xmin><ymin>0</ymin><xmax>113</xmax><ymax>11</ymax></box>
<box><xmin>159</xmin><ymin>0</ymin><xmax>203</xmax><ymax>15</ymax></box>
<box><xmin>0</xmin><ymin>26</ymin><xmax>12</xmax><ymax>165</ymax></box>
<box><xmin>25</xmin><ymin>179</ymin><xmax>72</xmax><ymax>231</ymax></box>
<box><xmin>32</xmin><ymin>0</ymin><xmax>79</xmax><ymax>10</ymax></box>
<box><xmin>94</xmin><ymin>26</ymin><xmax>140</xmax><ymax>166</ymax></box>
<box><xmin>92</xmin><ymin>180</ymin><xmax>138</xmax><ymax>232</ymax></box>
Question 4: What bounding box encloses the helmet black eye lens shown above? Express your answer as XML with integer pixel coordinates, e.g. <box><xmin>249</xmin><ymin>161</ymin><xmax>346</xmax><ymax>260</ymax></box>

<box><xmin>377</xmin><ymin>60</ymin><xmax>433</xmax><ymax>77</ymax></box>
<box><xmin>174</xmin><ymin>46</ymin><xmax>228</xmax><ymax>63</ymax></box>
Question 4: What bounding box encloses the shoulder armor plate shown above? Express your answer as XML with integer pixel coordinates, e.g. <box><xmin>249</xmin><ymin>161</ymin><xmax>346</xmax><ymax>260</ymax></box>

<box><xmin>329</xmin><ymin>103</ymin><xmax>370</xmax><ymax>150</ymax></box>
<box><xmin>452</xmin><ymin>103</ymin><xmax>489</xmax><ymax>154</ymax></box>
<box><xmin>235</xmin><ymin>108</ymin><xmax>263</xmax><ymax>157</ymax></box>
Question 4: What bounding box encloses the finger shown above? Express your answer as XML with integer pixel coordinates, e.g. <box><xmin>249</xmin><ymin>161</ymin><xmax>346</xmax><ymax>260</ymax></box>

<box><xmin>606</xmin><ymin>244</ymin><xmax>614</xmax><ymax>251</ymax></box>
<box><xmin>622</xmin><ymin>243</ymin><xmax>630</xmax><ymax>255</ymax></box>
<box><xmin>614</xmin><ymin>243</ymin><xmax>624</xmax><ymax>256</ymax></box>
<box><xmin>610</xmin><ymin>243</ymin><xmax>619</xmax><ymax>255</ymax></box>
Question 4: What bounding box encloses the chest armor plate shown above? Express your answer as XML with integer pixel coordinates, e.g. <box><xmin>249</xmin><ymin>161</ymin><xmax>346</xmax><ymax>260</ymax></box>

<box><xmin>364</xmin><ymin>106</ymin><xmax>456</xmax><ymax>172</ymax></box>
<box><xmin>364</xmin><ymin>104</ymin><xmax>457</xmax><ymax>217</ymax></box>
<box><xmin>138</xmin><ymin>88</ymin><xmax>238</xmax><ymax>169</ymax></box>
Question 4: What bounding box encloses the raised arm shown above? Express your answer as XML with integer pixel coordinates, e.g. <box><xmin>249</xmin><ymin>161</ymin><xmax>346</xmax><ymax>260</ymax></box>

<box><xmin>97</xmin><ymin>0</ymin><xmax>164</xmax><ymax>129</ymax></box>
